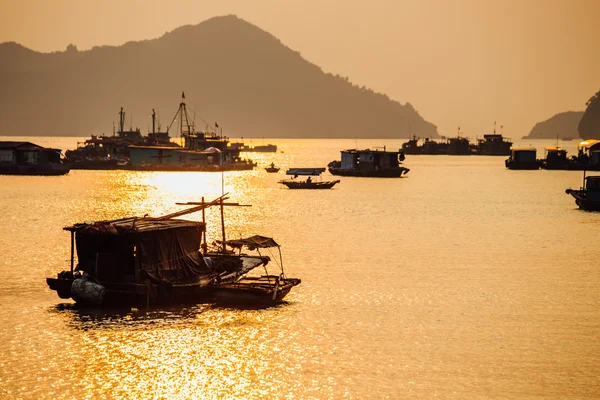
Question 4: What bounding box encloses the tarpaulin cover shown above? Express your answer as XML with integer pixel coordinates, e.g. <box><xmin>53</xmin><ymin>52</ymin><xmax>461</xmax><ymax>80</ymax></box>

<box><xmin>137</xmin><ymin>226</ymin><xmax>209</xmax><ymax>283</ymax></box>
<box><xmin>75</xmin><ymin>224</ymin><xmax>210</xmax><ymax>284</ymax></box>
<box><xmin>221</xmin><ymin>235</ymin><xmax>279</xmax><ymax>250</ymax></box>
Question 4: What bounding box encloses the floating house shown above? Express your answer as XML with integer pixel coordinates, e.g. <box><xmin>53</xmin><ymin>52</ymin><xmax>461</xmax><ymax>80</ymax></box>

<box><xmin>0</xmin><ymin>141</ymin><xmax>70</xmax><ymax>175</ymax></box>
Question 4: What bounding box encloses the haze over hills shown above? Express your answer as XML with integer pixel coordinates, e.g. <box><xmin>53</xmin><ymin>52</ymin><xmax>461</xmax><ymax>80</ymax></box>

<box><xmin>0</xmin><ymin>15</ymin><xmax>438</xmax><ymax>139</ymax></box>
<box><xmin>524</xmin><ymin>111</ymin><xmax>583</xmax><ymax>140</ymax></box>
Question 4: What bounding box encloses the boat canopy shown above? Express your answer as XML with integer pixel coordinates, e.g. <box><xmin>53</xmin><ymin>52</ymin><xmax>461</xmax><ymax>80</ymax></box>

<box><xmin>221</xmin><ymin>235</ymin><xmax>280</xmax><ymax>249</ymax></box>
<box><xmin>285</xmin><ymin>168</ymin><xmax>325</xmax><ymax>176</ymax></box>
<box><xmin>578</xmin><ymin>139</ymin><xmax>600</xmax><ymax>150</ymax></box>
<box><xmin>544</xmin><ymin>146</ymin><xmax>564</xmax><ymax>152</ymax></box>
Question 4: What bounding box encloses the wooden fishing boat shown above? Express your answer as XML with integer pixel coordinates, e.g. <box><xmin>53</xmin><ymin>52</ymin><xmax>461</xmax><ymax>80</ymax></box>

<box><xmin>565</xmin><ymin>173</ymin><xmax>600</xmax><ymax>211</ymax></box>
<box><xmin>46</xmin><ymin>195</ymin><xmax>301</xmax><ymax>307</ymax></box>
<box><xmin>279</xmin><ymin>168</ymin><xmax>340</xmax><ymax>189</ymax></box>
<box><xmin>265</xmin><ymin>162</ymin><xmax>280</xmax><ymax>173</ymax></box>
<box><xmin>203</xmin><ymin>236</ymin><xmax>301</xmax><ymax>304</ymax></box>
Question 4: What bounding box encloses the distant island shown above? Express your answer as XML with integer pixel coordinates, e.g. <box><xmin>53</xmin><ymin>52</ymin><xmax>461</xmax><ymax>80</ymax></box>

<box><xmin>523</xmin><ymin>90</ymin><xmax>600</xmax><ymax>140</ymax></box>
<box><xmin>0</xmin><ymin>15</ymin><xmax>438</xmax><ymax>139</ymax></box>
<box><xmin>524</xmin><ymin>111</ymin><xmax>583</xmax><ymax>140</ymax></box>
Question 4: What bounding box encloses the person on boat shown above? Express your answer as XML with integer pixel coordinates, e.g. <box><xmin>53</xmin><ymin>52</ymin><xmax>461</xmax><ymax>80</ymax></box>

<box><xmin>270</xmin><ymin>162</ymin><xmax>275</xmax><ymax>168</ymax></box>
<box><xmin>306</xmin><ymin>176</ymin><xmax>312</xmax><ymax>183</ymax></box>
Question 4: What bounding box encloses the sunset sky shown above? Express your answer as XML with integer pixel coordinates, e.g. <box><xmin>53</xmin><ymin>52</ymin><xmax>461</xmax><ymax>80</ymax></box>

<box><xmin>1</xmin><ymin>0</ymin><xmax>598</xmax><ymax>138</ymax></box>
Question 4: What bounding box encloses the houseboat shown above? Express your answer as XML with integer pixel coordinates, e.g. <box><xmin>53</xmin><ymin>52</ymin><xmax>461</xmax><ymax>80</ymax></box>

<box><xmin>46</xmin><ymin>195</ymin><xmax>300</xmax><ymax>307</ymax></box>
<box><xmin>279</xmin><ymin>168</ymin><xmax>340</xmax><ymax>189</ymax></box>
<box><xmin>505</xmin><ymin>148</ymin><xmax>539</xmax><ymax>170</ymax></box>
<box><xmin>328</xmin><ymin>148</ymin><xmax>410</xmax><ymax>177</ymax></box>
<box><xmin>565</xmin><ymin>173</ymin><xmax>600</xmax><ymax>211</ymax></box>
<box><xmin>0</xmin><ymin>141</ymin><xmax>70</xmax><ymax>175</ymax></box>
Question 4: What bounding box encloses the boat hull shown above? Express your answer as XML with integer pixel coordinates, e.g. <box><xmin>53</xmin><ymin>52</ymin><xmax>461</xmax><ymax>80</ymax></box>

<box><xmin>565</xmin><ymin>189</ymin><xmax>600</xmax><ymax>211</ymax></box>
<box><xmin>265</xmin><ymin>167</ymin><xmax>280</xmax><ymax>173</ymax></box>
<box><xmin>208</xmin><ymin>277</ymin><xmax>301</xmax><ymax>305</ymax></box>
<box><xmin>280</xmin><ymin>180</ymin><xmax>340</xmax><ymax>189</ymax></box>
<box><xmin>328</xmin><ymin>167</ymin><xmax>409</xmax><ymax>177</ymax></box>
<box><xmin>0</xmin><ymin>163</ymin><xmax>70</xmax><ymax>176</ymax></box>
<box><xmin>46</xmin><ymin>277</ymin><xmax>213</xmax><ymax>307</ymax></box>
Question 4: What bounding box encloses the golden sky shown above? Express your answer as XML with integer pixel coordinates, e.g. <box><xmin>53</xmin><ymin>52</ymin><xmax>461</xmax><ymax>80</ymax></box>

<box><xmin>1</xmin><ymin>0</ymin><xmax>598</xmax><ymax>138</ymax></box>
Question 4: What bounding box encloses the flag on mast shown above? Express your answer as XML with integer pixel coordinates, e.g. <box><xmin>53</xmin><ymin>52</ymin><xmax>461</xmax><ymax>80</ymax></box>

<box><xmin>215</xmin><ymin>122</ymin><xmax>219</xmax><ymax>128</ymax></box>
<box><xmin>182</xmin><ymin>91</ymin><xmax>185</xmax><ymax>100</ymax></box>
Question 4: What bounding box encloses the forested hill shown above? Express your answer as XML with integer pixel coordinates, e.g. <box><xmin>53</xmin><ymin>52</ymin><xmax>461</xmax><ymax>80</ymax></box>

<box><xmin>525</xmin><ymin>111</ymin><xmax>583</xmax><ymax>139</ymax></box>
<box><xmin>0</xmin><ymin>15</ymin><xmax>438</xmax><ymax>139</ymax></box>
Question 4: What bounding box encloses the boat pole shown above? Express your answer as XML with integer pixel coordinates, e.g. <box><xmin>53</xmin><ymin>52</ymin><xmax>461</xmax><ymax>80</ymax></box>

<box><xmin>70</xmin><ymin>231</ymin><xmax>74</xmax><ymax>274</ymax></box>
<box><xmin>201</xmin><ymin>196</ymin><xmax>207</xmax><ymax>253</ymax></box>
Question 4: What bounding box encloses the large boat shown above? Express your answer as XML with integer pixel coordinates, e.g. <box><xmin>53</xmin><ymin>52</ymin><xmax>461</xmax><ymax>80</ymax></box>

<box><xmin>328</xmin><ymin>148</ymin><xmax>409</xmax><ymax>177</ymax></box>
<box><xmin>127</xmin><ymin>95</ymin><xmax>256</xmax><ymax>171</ymax></box>
<box><xmin>279</xmin><ymin>168</ymin><xmax>340</xmax><ymax>189</ymax></box>
<box><xmin>0</xmin><ymin>141</ymin><xmax>70</xmax><ymax>175</ymax></box>
<box><xmin>473</xmin><ymin>123</ymin><xmax>512</xmax><ymax>156</ymax></box>
<box><xmin>401</xmin><ymin>137</ymin><xmax>449</xmax><ymax>155</ymax></box>
<box><xmin>565</xmin><ymin>173</ymin><xmax>600</xmax><ymax>211</ymax></box>
<box><xmin>65</xmin><ymin>108</ymin><xmax>178</xmax><ymax>169</ymax></box>
<box><xmin>46</xmin><ymin>194</ymin><xmax>300</xmax><ymax>307</ymax></box>
<box><xmin>505</xmin><ymin>148</ymin><xmax>539</xmax><ymax>170</ymax></box>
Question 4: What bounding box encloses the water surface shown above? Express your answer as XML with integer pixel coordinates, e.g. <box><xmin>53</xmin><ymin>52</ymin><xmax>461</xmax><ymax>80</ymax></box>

<box><xmin>0</xmin><ymin>137</ymin><xmax>598</xmax><ymax>399</ymax></box>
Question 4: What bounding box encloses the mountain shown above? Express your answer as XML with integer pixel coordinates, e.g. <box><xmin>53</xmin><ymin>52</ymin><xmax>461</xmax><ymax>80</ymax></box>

<box><xmin>524</xmin><ymin>111</ymin><xmax>583</xmax><ymax>139</ymax></box>
<box><xmin>579</xmin><ymin>90</ymin><xmax>600</xmax><ymax>139</ymax></box>
<box><xmin>0</xmin><ymin>15</ymin><xmax>438</xmax><ymax>139</ymax></box>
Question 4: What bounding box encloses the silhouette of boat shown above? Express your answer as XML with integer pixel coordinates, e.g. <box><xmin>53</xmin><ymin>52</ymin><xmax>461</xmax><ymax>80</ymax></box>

<box><xmin>265</xmin><ymin>162</ymin><xmax>280</xmax><ymax>173</ymax></box>
<box><xmin>0</xmin><ymin>141</ymin><xmax>70</xmax><ymax>175</ymax></box>
<box><xmin>279</xmin><ymin>168</ymin><xmax>340</xmax><ymax>189</ymax></box>
<box><xmin>328</xmin><ymin>148</ymin><xmax>409</xmax><ymax>177</ymax></box>
<box><xmin>505</xmin><ymin>148</ymin><xmax>539</xmax><ymax>170</ymax></box>
<box><xmin>46</xmin><ymin>194</ymin><xmax>300</xmax><ymax>307</ymax></box>
<box><xmin>565</xmin><ymin>173</ymin><xmax>600</xmax><ymax>211</ymax></box>
<box><xmin>473</xmin><ymin>122</ymin><xmax>512</xmax><ymax>156</ymax></box>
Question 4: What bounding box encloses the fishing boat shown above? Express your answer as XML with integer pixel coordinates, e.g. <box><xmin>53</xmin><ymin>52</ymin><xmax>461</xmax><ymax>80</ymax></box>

<box><xmin>328</xmin><ymin>147</ymin><xmax>409</xmax><ymax>177</ymax></box>
<box><xmin>265</xmin><ymin>162</ymin><xmax>280</xmax><ymax>173</ymax></box>
<box><xmin>565</xmin><ymin>172</ymin><xmax>600</xmax><ymax>211</ymax></box>
<box><xmin>279</xmin><ymin>168</ymin><xmax>340</xmax><ymax>189</ymax></box>
<box><xmin>203</xmin><ymin>236</ymin><xmax>301</xmax><ymax>304</ymax></box>
<box><xmin>473</xmin><ymin>123</ymin><xmax>512</xmax><ymax>156</ymax></box>
<box><xmin>505</xmin><ymin>148</ymin><xmax>539</xmax><ymax>170</ymax></box>
<box><xmin>46</xmin><ymin>194</ymin><xmax>301</xmax><ymax>307</ymax></box>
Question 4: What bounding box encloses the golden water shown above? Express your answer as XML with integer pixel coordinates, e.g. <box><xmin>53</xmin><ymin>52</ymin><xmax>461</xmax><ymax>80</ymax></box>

<box><xmin>0</xmin><ymin>137</ymin><xmax>598</xmax><ymax>399</ymax></box>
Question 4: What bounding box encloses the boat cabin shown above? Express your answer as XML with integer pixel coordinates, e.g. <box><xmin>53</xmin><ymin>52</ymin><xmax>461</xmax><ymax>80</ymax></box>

<box><xmin>584</xmin><ymin>176</ymin><xmax>600</xmax><ymax>191</ymax></box>
<box><xmin>340</xmin><ymin>149</ymin><xmax>405</xmax><ymax>171</ymax></box>
<box><xmin>64</xmin><ymin>217</ymin><xmax>209</xmax><ymax>285</ymax></box>
<box><xmin>0</xmin><ymin>141</ymin><xmax>62</xmax><ymax>165</ymax></box>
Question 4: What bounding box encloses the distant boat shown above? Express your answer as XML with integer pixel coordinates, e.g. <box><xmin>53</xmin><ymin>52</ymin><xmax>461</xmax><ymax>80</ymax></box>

<box><xmin>0</xmin><ymin>141</ymin><xmax>70</xmax><ymax>176</ymax></box>
<box><xmin>565</xmin><ymin>173</ymin><xmax>600</xmax><ymax>211</ymax></box>
<box><xmin>328</xmin><ymin>148</ymin><xmax>409</xmax><ymax>177</ymax></box>
<box><xmin>279</xmin><ymin>168</ymin><xmax>340</xmax><ymax>189</ymax></box>
<box><xmin>265</xmin><ymin>162</ymin><xmax>280</xmax><ymax>173</ymax></box>
<box><xmin>505</xmin><ymin>148</ymin><xmax>539</xmax><ymax>170</ymax></box>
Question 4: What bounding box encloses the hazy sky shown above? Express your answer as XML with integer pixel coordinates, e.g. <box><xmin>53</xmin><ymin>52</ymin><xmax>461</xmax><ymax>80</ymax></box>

<box><xmin>1</xmin><ymin>0</ymin><xmax>598</xmax><ymax>138</ymax></box>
